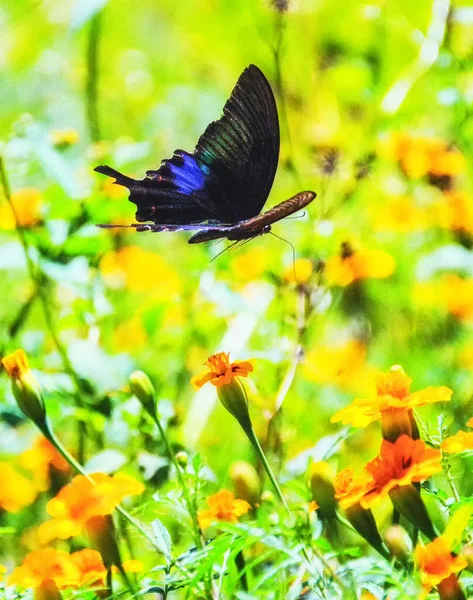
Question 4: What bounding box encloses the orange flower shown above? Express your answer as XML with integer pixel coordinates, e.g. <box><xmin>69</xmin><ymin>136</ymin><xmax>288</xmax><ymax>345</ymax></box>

<box><xmin>68</xmin><ymin>549</ymin><xmax>107</xmax><ymax>587</ymax></box>
<box><xmin>414</xmin><ymin>275</ymin><xmax>473</xmax><ymax>321</ymax></box>
<box><xmin>416</xmin><ymin>537</ymin><xmax>467</xmax><ymax>589</ymax></box>
<box><xmin>361</xmin><ymin>435</ymin><xmax>441</xmax><ymax>509</ymax></box>
<box><xmin>0</xmin><ymin>462</ymin><xmax>37</xmax><ymax>512</ymax></box>
<box><xmin>334</xmin><ymin>468</ymin><xmax>373</xmax><ymax>510</ymax></box>
<box><xmin>191</xmin><ymin>352</ymin><xmax>254</xmax><ymax>389</ymax></box>
<box><xmin>2</xmin><ymin>348</ymin><xmax>29</xmax><ymax>378</ymax></box>
<box><xmin>442</xmin><ymin>431</ymin><xmax>473</xmax><ymax>454</ymax></box>
<box><xmin>38</xmin><ymin>472</ymin><xmax>144</xmax><ymax>544</ymax></box>
<box><xmin>9</xmin><ymin>548</ymin><xmax>81</xmax><ymax>590</ymax></box>
<box><xmin>331</xmin><ymin>365</ymin><xmax>452</xmax><ymax>429</ymax></box>
<box><xmin>198</xmin><ymin>489</ymin><xmax>250</xmax><ymax>529</ymax></box>
<box><xmin>0</xmin><ymin>188</ymin><xmax>43</xmax><ymax>230</ymax></box>
<box><xmin>20</xmin><ymin>436</ymin><xmax>69</xmax><ymax>492</ymax></box>
<box><xmin>467</xmin><ymin>417</ymin><xmax>473</xmax><ymax>429</ymax></box>
<box><xmin>325</xmin><ymin>243</ymin><xmax>395</xmax><ymax>287</ymax></box>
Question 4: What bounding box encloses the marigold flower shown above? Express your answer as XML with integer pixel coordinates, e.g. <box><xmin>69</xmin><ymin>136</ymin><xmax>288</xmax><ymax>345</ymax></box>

<box><xmin>416</xmin><ymin>537</ymin><xmax>467</xmax><ymax>589</ymax></box>
<box><xmin>100</xmin><ymin>246</ymin><xmax>181</xmax><ymax>296</ymax></box>
<box><xmin>38</xmin><ymin>472</ymin><xmax>145</xmax><ymax>544</ymax></box>
<box><xmin>442</xmin><ymin>431</ymin><xmax>473</xmax><ymax>454</ymax></box>
<box><xmin>198</xmin><ymin>489</ymin><xmax>250</xmax><ymax>529</ymax></box>
<box><xmin>191</xmin><ymin>352</ymin><xmax>253</xmax><ymax>389</ymax></box>
<box><xmin>371</xmin><ymin>195</ymin><xmax>430</xmax><ymax>233</ymax></box>
<box><xmin>0</xmin><ymin>188</ymin><xmax>43</xmax><ymax>229</ymax></box>
<box><xmin>231</xmin><ymin>247</ymin><xmax>271</xmax><ymax>282</ymax></box>
<box><xmin>361</xmin><ymin>435</ymin><xmax>442</xmax><ymax>510</ymax></box>
<box><xmin>283</xmin><ymin>258</ymin><xmax>314</xmax><ymax>284</ymax></box>
<box><xmin>2</xmin><ymin>349</ymin><xmax>46</xmax><ymax>425</ymax></box>
<box><xmin>414</xmin><ymin>275</ymin><xmax>473</xmax><ymax>322</ymax></box>
<box><xmin>325</xmin><ymin>243</ymin><xmax>395</xmax><ymax>287</ymax></box>
<box><xmin>9</xmin><ymin>548</ymin><xmax>81</xmax><ymax>589</ymax></box>
<box><xmin>331</xmin><ymin>365</ymin><xmax>452</xmax><ymax>440</ymax></box>
<box><xmin>50</xmin><ymin>128</ymin><xmax>79</xmax><ymax>147</ymax></box>
<box><xmin>434</xmin><ymin>191</ymin><xmax>473</xmax><ymax>234</ymax></box>
<box><xmin>467</xmin><ymin>417</ymin><xmax>473</xmax><ymax>429</ymax></box>
<box><xmin>0</xmin><ymin>462</ymin><xmax>37</xmax><ymax>512</ymax></box>
<box><xmin>20</xmin><ymin>436</ymin><xmax>69</xmax><ymax>492</ymax></box>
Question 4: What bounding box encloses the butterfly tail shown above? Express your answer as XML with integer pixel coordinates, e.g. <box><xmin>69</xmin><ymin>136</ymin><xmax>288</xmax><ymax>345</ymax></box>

<box><xmin>94</xmin><ymin>165</ymin><xmax>137</xmax><ymax>187</ymax></box>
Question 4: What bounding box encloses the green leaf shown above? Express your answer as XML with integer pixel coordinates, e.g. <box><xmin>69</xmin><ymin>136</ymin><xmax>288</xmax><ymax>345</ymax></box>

<box><xmin>151</xmin><ymin>518</ymin><xmax>172</xmax><ymax>562</ymax></box>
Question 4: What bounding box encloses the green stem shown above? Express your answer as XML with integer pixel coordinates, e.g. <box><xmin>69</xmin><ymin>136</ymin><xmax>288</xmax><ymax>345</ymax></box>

<box><xmin>86</xmin><ymin>12</ymin><xmax>102</xmax><ymax>142</ymax></box>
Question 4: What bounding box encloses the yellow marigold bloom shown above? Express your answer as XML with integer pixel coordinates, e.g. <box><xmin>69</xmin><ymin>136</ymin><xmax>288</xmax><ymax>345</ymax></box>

<box><xmin>361</xmin><ymin>435</ymin><xmax>442</xmax><ymax>509</ymax></box>
<box><xmin>443</xmin><ymin>275</ymin><xmax>473</xmax><ymax>321</ymax></box>
<box><xmin>0</xmin><ymin>462</ymin><xmax>37</xmax><ymax>512</ymax></box>
<box><xmin>334</xmin><ymin>468</ymin><xmax>373</xmax><ymax>510</ymax></box>
<box><xmin>100</xmin><ymin>246</ymin><xmax>181</xmax><ymax>295</ymax></box>
<box><xmin>434</xmin><ymin>191</ymin><xmax>473</xmax><ymax>234</ymax></box>
<box><xmin>304</xmin><ymin>339</ymin><xmax>372</xmax><ymax>392</ymax></box>
<box><xmin>331</xmin><ymin>365</ymin><xmax>452</xmax><ymax>429</ymax></box>
<box><xmin>198</xmin><ymin>489</ymin><xmax>250</xmax><ymax>529</ymax></box>
<box><xmin>191</xmin><ymin>352</ymin><xmax>254</xmax><ymax>389</ymax></box>
<box><xmin>68</xmin><ymin>549</ymin><xmax>107</xmax><ymax>587</ymax></box>
<box><xmin>232</xmin><ymin>247</ymin><xmax>271</xmax><ymax>282</ymax></box>
<box><xmin>20</xmin><ymin>436</ymin><xmax>69</xmax><ymax>492</ymax></box>
<box><xmin>371</xmin><ymin>195</ymin><xmax>430</xmax><ymax>233</ymax></box>
<box><xmin>325</xmin><ymin>243</ymin><xmax>395</xmax><ymax>287</ymax></box>
<box><xmin>442</xmin><ymin>431</ymin><xmax>473</xmax><ymax>454</ymax></box>
<box><xmin>380</xmin><ymin>132</ymin><xmax>466</xmax><ymax>179</ymax></box>
<box><xmin>0</xmin><ymin>188</ymin><xmax>43</xmax><ymax>230</ymax></box>
<box><xmin>9</xmin><ymin>548</ymin><xmax>81</xmax><ymax>589</ymax></box>
<box><xmin>38</xmin><ymin>472</ymin><xmax>144</xmax><ymax>544</ymax></box>
<box><xmin>283</xmin><ymin>258</ymin><xmax>314</xmax><ymax>284</ymax></box>
<box><xmin>50</xmin><ymin>128</ymin><xmax>79</xmax><ymax>147</ymax></box>
<box><xmin>416</xmin><ymin>537</ymin><xmax>467</xmax><ymax>589</ymax></box>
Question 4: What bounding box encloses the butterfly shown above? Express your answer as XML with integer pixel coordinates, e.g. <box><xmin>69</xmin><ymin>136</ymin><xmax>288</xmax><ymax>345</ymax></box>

<box><xmin>95</xmin><ymin>64</ymin><xmax>316</xmax><ymax>244</ymax></box>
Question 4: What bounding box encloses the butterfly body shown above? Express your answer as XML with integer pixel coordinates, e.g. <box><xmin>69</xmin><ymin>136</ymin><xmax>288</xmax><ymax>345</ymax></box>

<box><xmin>95</xmin><ymin>65</ymin><xmax>316</xmax><ymax>243</ymax></box>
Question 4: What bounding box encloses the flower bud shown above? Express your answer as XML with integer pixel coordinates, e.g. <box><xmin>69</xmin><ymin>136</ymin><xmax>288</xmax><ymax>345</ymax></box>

<box><xmin>2</xmin><ymin>350</ymin><xmax>46</xmax><ymax>426</ymax></box>
<box><xmin>175</xmin><ymin>451</ymin><xmax>188</xmax><ymax>468</ymax></box>
<box><xmin>85</xmin><ymin>514</ymin><xmax>121</xmax><ymax>569</ymax></box>
<box><xmin>345</xmin><ymin>503</ymin><xmax>385</xmax><ymax>555</ymax></box>
<box><xmin>389</xmin><ymin>484</ymin><xmax>437</xmax><ymax>540</ymax></box>
<box><xmin>381</xmin><ymin>408</ymin><xmax>419</xmax><ymax>442</ymax></box>
<box><xmin>216</xmin><ymin>379</ymin><xmax>252</xmax><ymax>435</ymax></box>
<box><xmin>461</xmin><ymin>545</ymin><xmax>473</xmax><ymax>572</ymax></box>
<box><xmin>384</xmin><ymin>525</ymin><xmax>412</xmax><ymax>563</ymax></box>
<box><xmin>309</xmin><ymin>462</ymin><xmax>337</xmax><ymax>522</ymax></box>
<box><xmin>229</xmin><ymin>461</ymin><xmax>260</xmax><ymax>506</ymax></box>
<box><xmin>129</xmin><ymin>370</ymin><xmax>156</xmax><ymax>417</ymax></box>
<box><xmin>35</xmin><ymin>579</ymin><xmax>62</xmax><ymax>600</ymax></box>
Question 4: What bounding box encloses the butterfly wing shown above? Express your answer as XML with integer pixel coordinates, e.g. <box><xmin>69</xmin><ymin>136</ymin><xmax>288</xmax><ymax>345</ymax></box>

<box><xmin>193</xmin><ymin>64</ymin><xmax>280</xmax><ymax>222</ymax></box>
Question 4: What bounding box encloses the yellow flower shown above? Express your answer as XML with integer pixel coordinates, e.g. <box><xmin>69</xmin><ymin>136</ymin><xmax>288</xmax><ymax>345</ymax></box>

<box><xmin>191</xmin><ymin>352</ymin><xmax>254</xmax><ymax>389</ymax></box>
<box><xmin>102</xmin><ymin>178</ymin><xmax>128</xmax><ymax>200</ymax></box>
<box><xmin>100</xmin><ymin>246</ymin><xmax>181</xmax><ymax>295</ymax></box>
<box><xmin>0</xmin><ymin>188</ymin><xmax>43</xmax><ymax>229</ymax></box>
<box><xmin>442</xmin><ymin>431</ymin><xmax>473</xmax><ymax>454</ymax></box>
<box><xmin>380</xmin><ymin>132</ymin><xmax>466</xmax><ymax>179</ymax></box>
<box><xmin>334</xmin><ymin>468</ymin><xmax>373</xmax><ymax>511</ymax></box>
<box><xmin>198</xmin><ymin>489</ymin><xmax>250</xmax><ymax>529</ymax></box>
<box><xmin>38</xmin><ymin>472</ymin><xmax>144</xmax><ymax>544</ymax></box>
<box><xmin>20</xmin><ymin>436</ymin><xmax>70</xmax><ymax>492</ymax></box>
<box><xmin>50</xmin><ymin>128</ymin><xmax>79</xmax><ymax>147</ymax></box>
<box><xmin>231</xmin><ymin>247</ymin><xmax>271</xmax><ymax>282</ymax></box>
<box><xmin>0</xmin><ymin>461</ymin><xmax>37</xmax><ymax>512</ymax></box>
<box><xmin>361</xmin><ymin>435</ymin><xmax>442</xmax><ymax>509</ymax></box>
<box><xmin>434</xmin><ymin>191</ymin><xmax>473</xmax><ymax>234</ymax></box>
<box><xmin>417</xmin><ymin>275</ymin><xmax>473</xmax><ymax>321</ymax></box>
<box><xmin>416</xmin><ymin>537</ymin><xmax>467</xmax><ymax>589</ymax></box>
<box><xmin>331</xmin><ymin>365</ymin><xmax>452</xmax><ymax>429</ymax></box>
<box><xmin>325</xmin><ymin>243</ymin><xmax>395</xmax><ymax>287</ymax></box>
<box><xmin>303</xmin><ymin>339</ymin><xmax>372</xmax><ymax>392</ymax></box>
<box><xmin>467</xmin><ymin>417</ymin><xmax>473</xmax><ymax>429</ymax></box>
<box><xmin>283</xmin><ymin>258</ymin><xmax>314</xmax><ymax>284</ymax></box>
<box><xmin>9</xmin><ymin>548</ymin><xmax>81</xmax><ymax>589</ymax></box>
<box><xmin>371</xmin><ymin>195</ymin><xmax>430</xmax><ymax>233</ymax></box>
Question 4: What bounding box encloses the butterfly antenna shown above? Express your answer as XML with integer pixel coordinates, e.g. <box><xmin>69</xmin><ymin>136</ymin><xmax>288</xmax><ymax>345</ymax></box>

<box><xmin>269</xmin><ymin>231</ymin><xmax>298</xmax><ymax>283</ymax></box>
<box><xmin>209</xmin><ymin>240</ymin><xmax>241</xmax><ymax>263</ymax></box>
<box><xmin>284</xmin><ymin>211</ymin><xmax>306</xmax><ymax>220</ymax></box>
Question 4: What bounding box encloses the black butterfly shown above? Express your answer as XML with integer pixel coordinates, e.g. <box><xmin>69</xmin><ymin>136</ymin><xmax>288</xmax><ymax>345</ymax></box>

<box><xmin>95</xmin><ymin>65</ymin><xmax>316</xmax><ymax>244</ymax></box>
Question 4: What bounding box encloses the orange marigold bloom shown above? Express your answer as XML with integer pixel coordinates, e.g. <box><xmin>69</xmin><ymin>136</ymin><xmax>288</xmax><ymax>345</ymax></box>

<box><xmin>442</xmin><ymin>431</ymin><xmax>473</xmax><ymax>454</ymax></box>
<box><xmin>198</xmin><ymin>489</ymin><xmax>250</xmax><ymax>529</ymax></box>
<box><xmin>331</xmin><ymin>365</ymin><xmax>452</xmax><ymax>428</ymax></box>
<box><xmin>9</xmin><ymin>548</ymin><xmax>81</xmax><ymax>590</ymax></box>
<box><xmin>334</xmin><ymin>468</ymin><xmax>373</xmax><ymax>510</ymax></box>
<box><xmin>325</xmin><ymin>243</ymin><xmax>395</xmax><ymax>287</ymax></box>
<box><xmin>416</xmin><ymin>537</ymin><xmax>467</xmax><ymax>589</ymax></box>
<box><xmin>38</xmin><ymin>472</ymin><xmax>144</xmax><ymax>544</ymax></box>
<box><xmin>68</xmin><ymin>549</ymin><xmax>107</xmax><ymax>587</ymax></box>
<box><xmin>2</xmin><ymin>348</ymin><xmax>29</xmax><ymax>378</ymax></box>
<box><xmin>434</xmin><ymin>191</ymin><xmax>473</xmax><ymax>235</ymax></box>
<box><xmin>0</xmin><ymin>188</ymin><xmax>43</xmax><ymax>230</ymax></box>
<box><xmin>20</xmin><ymin>436</ymin><xmax>69</xmax><ymax>492</ymax></box>
<box><xmin>191</xmin><ymin>352</ymin><xmax>254</xmax><ymax>389</ymax></box>
<box><xmin>0</xmin><ymin>462</ymin><xmax>37</xmax><ymax>512</ymax></box>
<box><xmin>361</xmin><ymin>435</ymin><xmax>442</xmax><ymax>509</ymax></box>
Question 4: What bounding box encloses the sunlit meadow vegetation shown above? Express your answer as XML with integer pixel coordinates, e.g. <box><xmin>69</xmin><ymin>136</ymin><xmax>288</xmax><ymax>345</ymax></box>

<box><xmin>1</xmin><ymin>0</ymin><xmax>473</xmax><ymax>598</ymax></box>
